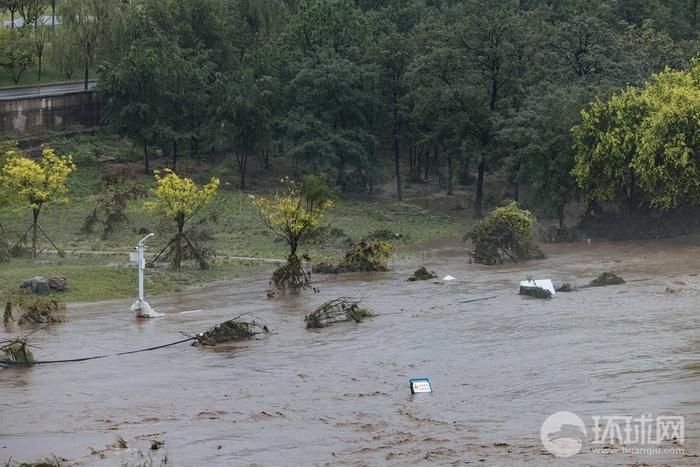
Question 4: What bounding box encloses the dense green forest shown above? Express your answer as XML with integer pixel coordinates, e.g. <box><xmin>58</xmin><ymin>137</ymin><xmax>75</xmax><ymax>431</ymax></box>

<box><xmin>2</xmin><ymin>0</ymin><xmax>700</xmax><ymax>226</ymax></box>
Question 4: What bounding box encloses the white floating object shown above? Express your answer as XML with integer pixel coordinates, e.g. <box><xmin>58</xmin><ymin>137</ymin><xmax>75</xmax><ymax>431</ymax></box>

<box><xmin>131</xmin><ymin>299</ymin><xmax>163</xmax><ymax>318</ymax></box>
<box><xmin>443</xmin><ymin>275</ymin><xmax>456</xmax><ymax>281</ymax></box>
<box><xmin>519</xmin><ymin>279</ymin><xmax>556</xmax><ymax>296</ymax></box>
<box><xmin>410</xmin><ymin>378</ymin><xmax>432</xmax><ymax>394</ymax></box>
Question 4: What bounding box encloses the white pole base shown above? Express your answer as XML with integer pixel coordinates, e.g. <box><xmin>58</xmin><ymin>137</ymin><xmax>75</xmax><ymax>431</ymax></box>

<box><xmin>131</xmin><ymin>299</ymin><xmax>163</xmax><ymax>318</ymax></box>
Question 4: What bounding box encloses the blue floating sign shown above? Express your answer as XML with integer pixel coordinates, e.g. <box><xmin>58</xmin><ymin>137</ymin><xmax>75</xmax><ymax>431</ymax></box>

<box><xmin>409</xmin><ymin>378</ymin><xmax>432</xmax><ymax>394</ymax></box>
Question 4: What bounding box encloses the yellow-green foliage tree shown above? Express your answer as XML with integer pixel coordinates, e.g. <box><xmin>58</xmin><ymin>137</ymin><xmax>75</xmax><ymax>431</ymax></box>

<box><xmin>632</xmin><ymin>60</ymin><xmax>700</xmax><ymax>210</ymax></box>
<box><xmin>253</xmin><ymin>175</ymin><xmax>336</xmax><ymax>292</ymax></box>
<box><xmin>0</xmin><ymin>148</ymin><xmax>75</xmax><ymax>257</ymax></box>
<box><xmin>571</xmin><ymin>88</ymin><xmax>648</xmax><ymax>212</ymax></box>
<box><xmin>573</xmin><ymin>58</ymin><xmax>700</xmax><ymax>211</ymax></box>
<box><xmin>147</xmin><ymin>169</ymin><xmax>219</xmax><ymax>270</ymax></box>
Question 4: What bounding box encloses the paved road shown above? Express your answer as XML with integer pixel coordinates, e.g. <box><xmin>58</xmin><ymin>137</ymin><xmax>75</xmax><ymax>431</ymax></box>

<box><xmin>0</xmin><ymin>81</ymin><xmax>97</xmax><ymax>100</ymax></box>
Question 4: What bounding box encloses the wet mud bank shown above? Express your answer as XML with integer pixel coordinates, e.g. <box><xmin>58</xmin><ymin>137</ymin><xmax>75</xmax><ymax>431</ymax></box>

<box><xmin>1</xmin><ymin>237</ymin><xmax>699</xmax><ymax>465</ymax></box>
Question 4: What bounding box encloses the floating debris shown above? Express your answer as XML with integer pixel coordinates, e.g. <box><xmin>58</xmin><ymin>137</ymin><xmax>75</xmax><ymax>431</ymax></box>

<box><xmin>407</xmin><ymin>267</ymin><xmax>437</xmax><ymax>282</ymax></box>
<box><xmin>4</xmin><ymin>289</ymin><xmax>66</xmax><ymax>325</ymax></box>
<box><xmin>305</xmin><ymin>298</ymin><xmax>375</xmax><ymax>329</ymax></box>
<box><xmin>194</xmin><ymin>318</ymin><xmax>270</xmax><ymax>346</ymax></box>
<box><xmin>556</xmin><ymin>283</ymin><xmax>573</xmax><ymax>292</ymax></box>
<box><xmin>443</xmin><ymin>275</ymin><xmax>456</xmax><ymax>281</ymax></box>
<box><xmin>590</xmin><ymin>272</ymin><xmax>625</xmax><ymax>287</ymax></box>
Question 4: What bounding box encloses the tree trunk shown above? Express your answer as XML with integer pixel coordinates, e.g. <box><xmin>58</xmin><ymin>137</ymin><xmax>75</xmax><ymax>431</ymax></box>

<box><xmin>51</xmin><ymin>0</ymin><xmax>55</xmax><ymax>30</ymax></box>
<box><xmin>628</xmin><ymin>170</ymin><xmax>636</xmax><ymax>213</ymax></box>
<box><xmin>31</xmin><ymin>208</ymin><xmax>40</xmax><ymax>258</ymax></box>
<box><xmin>84</xmin><ymin>42</ymin><xmax>90</xmax><ymax>91</ymax></box>
<box><xmin>237</xmin><ymin>147</ymin><xmax>248</xmax><ymax>190</ymax></box>
<box><xmin>424</xmin><ymin>148</ymin><xmax>430</xmax><ymax>181</ymax></box>
<box><xmin>174</xmin><ymin>216</ymin><xmax>184</xmax><ymax>271</ymax></box>
<box><xmin>143</xmin><ymin>142</ymin><xmax>150</xmax><ymax>174</ymax></box>
<box><xmin>446</xmin><ymin>151</ymin><xmax>453</xmax><ymax>196</ymax></box>
<box><xmin>38</xmin><ymin>53</ymin><xmax>42</xmax><ymax>87</ymax></box>
<box><xmin>393</xmin><ymin>91</ymin><xmax>402</xmax><ymax>201</ymax></box>
<box><xmin>557</xmin><ymin>205</ymin><xmax>565</xmax><ymax>229</ymax></box>
<box><xmin>474</xmin><ymin>158</ymin><xmax>485</xmax><ymax>217</ymax></box>
<box><xmin>172</xmin><ymin>139</ymin><xmax>178</xmax><ymax>170</ymax></box>
<box><xmin>264</xmin><ymin>147</ymin><xmax>270</xmax><ymax>170</ymax></box>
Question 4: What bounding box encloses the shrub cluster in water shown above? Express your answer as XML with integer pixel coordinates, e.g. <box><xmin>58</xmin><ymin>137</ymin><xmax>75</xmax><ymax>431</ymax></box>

<box><xmin>407</xmin><ymin>267</ymin><xmax>437</xmax><ymax>281</ymax></box>
<box><xmin>4</xmin><ymin>289</ymin><xmax>66</xmax><ymax>325</ymax></box>
<box><xmin>305</xmin><ymin>298</ymin><xmax>375</xmax><ymax>329</ymax></box>
<box><xmin>313</xmin><ymin>240</ymin><xmax>393</xmax><ymax>274</ymax></box>
<box><xmin>590</xmin><ymin>272</ymin><xmax>625</xmax><ymax>286</ymax></box>
<box><xmin>465</xmin><ymin>202</ymin><xmax>544</xmax><ymax>265</ymax></box>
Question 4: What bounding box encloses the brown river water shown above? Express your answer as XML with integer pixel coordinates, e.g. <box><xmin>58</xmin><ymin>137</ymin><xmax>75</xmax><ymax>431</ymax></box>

<box><xmin>1</xmin><ymin>237</ymin><xmax>699</xmax><ymax>466</ymax></box>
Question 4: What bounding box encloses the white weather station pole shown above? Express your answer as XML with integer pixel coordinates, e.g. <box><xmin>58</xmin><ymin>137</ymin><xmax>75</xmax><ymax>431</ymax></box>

<box><xmin>130</xmin><ymin>233</ymin><xmax>163</xmax><ymax>318</ymax></box>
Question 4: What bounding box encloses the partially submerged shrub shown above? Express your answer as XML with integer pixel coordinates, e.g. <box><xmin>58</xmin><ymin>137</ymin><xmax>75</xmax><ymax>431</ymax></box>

<box><xmin>590</xmin><ymin>272</ymin><xmax>625</xmax><ymax>287</ymax></box>
<box><xmin>465</xmin><ymin>202</ymin><xmax>544</xmax><ymax>265</ymax></box>
<box><xmin>519</xmin><ymin>285</ymin><xmax>553</xmax><ymax>299</ymax></box>
<box><xmin>195</xmin><ymin>318</ymin><xmax>270</xmax><ymax>346</ymax></box>
<box><xmin>4</xmin><ymin>289</ymin><xmax>66</xmax><ymax>325</ymax></box>
<box><xmin>339</xmin><ymin>241</ymin><xmax>392</xmax><ymax>271</ymax></box>
<box><xmin>556</xmin><ymin>283</ymin><xmax>573</xmax><ymax>292</ymax></box>
<box><xmin>312</xmin><ymin>240</ymin><xmax>393</xmax><ymax>274</ymax></box>
<box><xmin>305</xmin><ymin>298</ymin><xmax>375</xmax><ymax>328</ymax></box>
<box><xmin>0</xmin><ymin>336</ymin><xmax>34</xmax><ymax>366</ymax></box>
<box><xmin>407</xmin><ymin>267</ymin><xmax>437</xmax><ymax>281</ymax></box>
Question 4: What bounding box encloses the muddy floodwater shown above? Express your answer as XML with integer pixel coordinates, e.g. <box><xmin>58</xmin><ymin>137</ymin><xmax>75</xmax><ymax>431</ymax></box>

<box><xmin>1</xmin><ymin>237</ymin><xmax>699</xmax><ymax>465</ymax></box>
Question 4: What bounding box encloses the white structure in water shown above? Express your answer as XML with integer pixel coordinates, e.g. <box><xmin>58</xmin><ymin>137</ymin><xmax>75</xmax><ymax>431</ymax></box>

<box><xmin>519</xmin><ymin>279</ymin><xmax>556</xmax><ymax>296</ymax></box>
<box><xmin>130</xmin><ymin>233</ymin><xmax>163</xmax><ymax>318</ymax></box>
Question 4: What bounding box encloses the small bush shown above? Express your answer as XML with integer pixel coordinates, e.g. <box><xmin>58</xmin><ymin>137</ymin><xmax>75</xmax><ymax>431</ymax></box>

<box><xmin>0</xmin><ymin>337</ymin><xmax>34</xmax><ymax>366</ymax></box>
<box><xmin>312</xmin><ymin>241</ymin><xmax>393</xmax><ymax>274</ymax></box>
<box><xmin>407</xmin><ymin>267</ymin><xmax>437</xmax><ymax>281</ymax></box>
<box><xmin>465</xmin><ymin>202</ymin><xmax>544</xmax><ymax>265</ymax></box>
<box><xmin>305</xmin><ymin>298</ymin><xmax>374</xmax><ymax>328</ymax></box>
<box><xmin>590</xmin><ymin>272</ymin><xmax>625</xmax><ymax>287</ymax></box>
<box><xmin>195</xmin><ymin>318</ymin><xmax>270</xmax><ymax>346</ymax></box>
<box><xmin>519</xmin><ymin>286</ymin><xmax>552</xmax><ymax>299</ymax></box>
<box><xmin>4</xmin><ymin>289</ymin><xmax>66</xmax><ymax>325</ymax></box>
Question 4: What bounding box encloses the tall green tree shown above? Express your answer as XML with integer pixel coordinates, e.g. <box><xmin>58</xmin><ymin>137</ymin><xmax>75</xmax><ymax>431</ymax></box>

<box><xmin>572</xmin><ymin>87</ymin><xmax>647</xmax><ymax>211</ymax></box>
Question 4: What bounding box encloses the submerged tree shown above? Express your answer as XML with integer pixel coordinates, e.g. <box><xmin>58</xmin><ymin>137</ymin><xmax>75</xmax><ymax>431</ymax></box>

<box><xmin>147</xmin><ymin>169</ymin><xmax>219</xmax><ymax>271</ymax></box>
<box><xmin>253</xmin><ymin>175</ymin><xmax>337</xmax><ymax>294</ymax></box>
<box><xmin>0</xmin><ymin>148</ymin><xmax>75</xmax><ymax>257</ymax></box>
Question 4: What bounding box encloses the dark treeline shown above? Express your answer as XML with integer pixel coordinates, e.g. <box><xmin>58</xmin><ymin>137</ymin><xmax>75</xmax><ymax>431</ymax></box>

<box><xmin>85</xmin><ymin>0</ymin><xmax>699</xmax><ymax>221</ymax></box>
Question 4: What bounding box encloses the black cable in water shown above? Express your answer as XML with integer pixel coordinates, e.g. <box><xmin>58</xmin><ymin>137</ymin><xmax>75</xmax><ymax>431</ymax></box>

<box><xmin>0</xmin><ymin>336</ymin><xmax>196</xmax><ymax>367</ymax></box>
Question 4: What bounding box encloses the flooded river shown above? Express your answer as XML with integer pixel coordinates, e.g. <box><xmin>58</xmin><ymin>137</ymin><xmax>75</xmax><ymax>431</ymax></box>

<box><xmin>1</xmin><ymin>237</ymin><xmax>699</xmax><ymax>465</ymax></box>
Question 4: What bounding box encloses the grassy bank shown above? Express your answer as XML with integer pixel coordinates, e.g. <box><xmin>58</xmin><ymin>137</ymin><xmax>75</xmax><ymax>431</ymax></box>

<box><xmin>0</xmin><ymin>64</ymin><xmax>98</xmax><ymax>89</ymax></box>
<box><xmin>0</xmin><ymin>134</ymin><xmax>468</xmax><ymax>303</ymax></box>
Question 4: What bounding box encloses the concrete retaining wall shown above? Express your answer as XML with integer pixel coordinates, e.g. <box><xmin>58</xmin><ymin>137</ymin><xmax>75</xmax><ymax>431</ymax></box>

<box><xmin>0</xmin><ymin>91</ymin><xmax>102</xmax><ymax>135</ymax></box>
